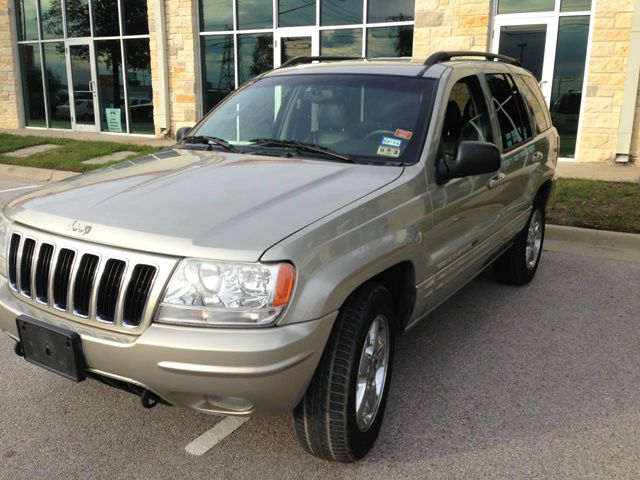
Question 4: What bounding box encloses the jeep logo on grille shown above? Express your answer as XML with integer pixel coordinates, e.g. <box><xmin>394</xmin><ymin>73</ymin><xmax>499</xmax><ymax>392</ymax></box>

<box><xmin>67</xmin><ymin>220</ymin><xmax>92</xmax><ymax>236</ymax></box>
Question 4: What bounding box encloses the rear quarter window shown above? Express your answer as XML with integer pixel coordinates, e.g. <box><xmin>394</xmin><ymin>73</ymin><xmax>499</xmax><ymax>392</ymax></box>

<box><xmin>517</xmin><ymin>74</ymin><xmax>551</xmax><ymax>134</ymax></box>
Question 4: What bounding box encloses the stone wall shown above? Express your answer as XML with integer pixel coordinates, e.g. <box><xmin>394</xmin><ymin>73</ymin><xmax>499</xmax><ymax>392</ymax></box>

<box><xmin>576</xmin><ymin>0</ymin><xmax>635</xmax><ymax>162</ymax></box>
<box><xmin>413</xmin><ymin>0</ymin><xmax>491</xmax><ymax>60</ymax></box>
<box><xmin>147</xmin><ymin>0</ymin><xmax>200</xmax><ymax>136</ymax></box>
<box><xmin>0</xmin><ymin>1</ymin><xmax>21</xmax><ymax>129</ymax></box>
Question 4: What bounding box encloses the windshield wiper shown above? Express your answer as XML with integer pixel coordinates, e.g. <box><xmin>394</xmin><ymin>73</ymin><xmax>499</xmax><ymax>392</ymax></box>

<box><xmin>181</xmin><ymin>135</ymin><xmax>237</xmax><ymax>153</ymax></box>
<box><xmin>248</xmin><ymin>138</ymin><xmax>355</xmax><ymax>163</ymax></box>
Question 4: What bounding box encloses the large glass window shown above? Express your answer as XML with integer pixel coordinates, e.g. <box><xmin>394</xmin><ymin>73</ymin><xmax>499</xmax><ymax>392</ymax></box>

<box><xmin>321</xmin><ymin>29</ymin><xmax>362</xmax><ymax>56</ymax></box>
<box><xmin>366</xmin><ymin>26</ymin><xmax>414</xmax><ymax>57</ymax></box>
<box><xmin>238</xmin><ymin>0</ymin><xmax>273</xmax><ymax>29</ymax></box>
<box><xmin>498</xmin><ymin>25</ymin><xmax>547</xmax><ymax>81</ymax></box>
<box><xmin>497</xmin><ymin>0</ymin><xmax>554</xmax><ymax>14</ymax></box>
<box><xmin>560</xmin><ymin>0</ymin><xmax>591</xmax><ymax>12</ymax></box>
<box><xmin>238</xmin><ymin>34</ymin><xmax>274</xmax><ymax>85</ymax></box>
<box><xmin>202</xmin><ymin>36</ymin><xmax>236</xmax><ymax>112</ymax></box>
<box><xmin>199</xmin><ymin>0</ymin><xmax>415</xmax><ymax>112</ymax></box>
<box><xmin>93</xmin><ymin>0</ymin><xmax>120</xmax><ymax>37</ymax></box>
<box><xmin>279</xmin><ymin>0</ymin><xmax>316</xmax><ymax>27</ymax></box>
<box><xmin>43</xmin><ymin>42</ymin><xmax>71</xmax><ymax>129</ymax></box>
<box><xmin>96</xmin><ymin>40</ymin><xmax>126</xmax><ymax>132</ymax></box>
<box><xmin>321</xmin><ymin>0</ymin><xmax>362</xmax><ymax>26</ymax></box>
<box><xmin>550</xmin><ymin>16</ymin><xmax>589</xmax><ymax>157</ymax></box>
<box><xmin>201</xmin><ymin>0</ymin><xmax>233</xmax><ymax>31</ymax></box>
<box><xmin>124</xmin><ymin>0</ymin><xmax>150</xmax><ymax>35</ymax></box>
<box><xmin>65</xmin><ymin>0</ymin><xmax>91</xmax><ymax>37</ymax></box>
<box><xmin>368</xmin><ymin>0</ymin><xmax>414</xmax><ymax>23</ymax></box>
<box><xmin>40</xmin><ymin>0</ymin><xmax>64</xmax><ymax>39</ymax></box>
<box><xmin>16</xmin><ymin>0</ymin><xmax>39</xmax><ymax>41</ymax></box>
<box><xmin>19</xmin><ymin>44</ymin><xmax>46</xmax><ymax>127</ymax></box>
<box><xmin>126</xmin><ymin>39</ymin><xmax>153</xmax><ymax>134</ymax></box>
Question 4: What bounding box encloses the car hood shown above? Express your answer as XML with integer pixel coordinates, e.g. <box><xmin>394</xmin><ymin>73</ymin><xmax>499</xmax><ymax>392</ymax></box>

<box><xmin>5</xmin><ymin>148</ymin><xmax>404</xmax><ymax>261</ymax></box>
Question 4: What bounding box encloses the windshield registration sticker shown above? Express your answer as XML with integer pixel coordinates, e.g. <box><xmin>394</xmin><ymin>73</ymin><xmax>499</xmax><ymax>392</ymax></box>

<box><xmin>394</xmin><ymin>129</ymin><xmax>413</xmax><ymax>140</ymax></box>
<box><xmin>380</xmin><ymin>136</ymin><xmax>403</xmax><ymax>148</ymax></box>
<box><xmin>377</xmin><ymin>145</ymin><xmax>401</xmax><ymax>158</ymax></box>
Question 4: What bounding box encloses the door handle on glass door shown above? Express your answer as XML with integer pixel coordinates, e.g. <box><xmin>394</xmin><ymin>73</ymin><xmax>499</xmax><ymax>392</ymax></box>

<box><xmin>89</xmin><ymin>81</ymin><xmax>95</xmax><ymax>93</ymax></box>
<box><xmin>488</xmin><ymin>172</ymin><xmax>506</xmax><ymax>189</ymax></box>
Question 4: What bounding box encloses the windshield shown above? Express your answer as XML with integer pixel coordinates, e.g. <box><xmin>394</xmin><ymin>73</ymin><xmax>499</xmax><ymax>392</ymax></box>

<box><xmin>186</xmin><ymin>74</ymin><xmax>437</xmax><ymax>164</ymax></box>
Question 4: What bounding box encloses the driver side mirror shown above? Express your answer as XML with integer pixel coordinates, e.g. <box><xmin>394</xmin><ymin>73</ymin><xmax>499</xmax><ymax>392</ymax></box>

<box><xmin>436</xmin><ymin>141</ymin><xmax>501</xmax><ymax>185</ymax></box>
<box><xmin>176</xmin><ymin>126</ymin><xmax>193</xmax><ymax>142</ymax></box>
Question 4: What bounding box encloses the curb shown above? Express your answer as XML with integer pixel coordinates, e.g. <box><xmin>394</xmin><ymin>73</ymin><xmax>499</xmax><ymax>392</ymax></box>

<box><xmin>546</xmin><ymin>224</ymin><xmax>640</xmax><ymax>251</ymax></box>
<box><xmin>0</xmin><ymin>164</ymin><xmax>78</xmax><ymax>182</ymax></box>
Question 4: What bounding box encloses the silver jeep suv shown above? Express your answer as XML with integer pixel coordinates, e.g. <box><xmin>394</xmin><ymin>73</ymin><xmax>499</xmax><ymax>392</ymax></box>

<box><xmin>0</xmin><ymin>52</ymin><xmax>557</xmax><ymax>462</ymax></box>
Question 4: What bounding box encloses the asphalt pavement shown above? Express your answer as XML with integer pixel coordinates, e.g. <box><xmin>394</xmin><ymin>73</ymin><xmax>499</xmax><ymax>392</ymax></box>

<box><xmin>1</xmin><ymin>178</ymin><xmax>639</xmax><ymax>479</ymax></box>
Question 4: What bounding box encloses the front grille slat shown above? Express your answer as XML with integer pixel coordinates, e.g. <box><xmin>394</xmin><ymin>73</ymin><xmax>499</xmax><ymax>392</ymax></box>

<box><xmin>19</xmin><ymin>238</ymin><xmax>36</xmax><ymax>297</ymax></box>
<box><xmin>122</xmin><ymin>264</ymin><xmax>157</xmax><ymax>327</ymax></box>
<box><xmin>96</xmin><ymin>259</ymin><xmax>126</xmax><ymax>323</ymax></box>
<box><xmin>35</xmin><ymin>243</ymin><xmax>54</xmax><ymax>303</ymax></box>
<box><xmin>8</xmin><ymin>234</ymin><xmax>20</xmax><ymax>289</ymax></box>
<box><xmin>73</xmin><ymin>254</ymin><xmax>99</xmax><ymax>317</ymax></box>
<box><xmin>53</xmin><ymin>249</ymin><xmax>76</xmax><ymax>310</ymax></box>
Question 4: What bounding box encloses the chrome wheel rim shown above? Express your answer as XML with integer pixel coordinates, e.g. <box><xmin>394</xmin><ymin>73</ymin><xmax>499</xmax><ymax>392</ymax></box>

<box><xmin>526</xmin><ymin>210</ymin><xmax>543</xmax><ymax>270</ymax></box>
<box><xmin>355</xmin><ymin>314</ymin><xmax>390</xmax><ymax>432</ymax></box>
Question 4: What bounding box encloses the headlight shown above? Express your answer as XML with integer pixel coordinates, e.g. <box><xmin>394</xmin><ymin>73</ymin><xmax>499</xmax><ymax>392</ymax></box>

<box><xmin>0</xmin><ymin>212</ymin><xmax>9</xmax><ymax>278</ymax></box>
<box><xmin>155</xmin><ymin>259</ymin><xmax>295</xmax><ymax>327</ymax></box>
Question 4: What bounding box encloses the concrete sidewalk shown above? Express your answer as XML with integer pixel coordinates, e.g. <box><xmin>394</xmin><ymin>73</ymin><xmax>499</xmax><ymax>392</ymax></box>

<box><xmin>0</xmin><ymin>128</ymin><xmax>175</xmax><ymax>147</ymax></box>
<box><xmin>556</xmin><ymin>160</ymin><xmax>640</xmax><ymax>183</ymax></box>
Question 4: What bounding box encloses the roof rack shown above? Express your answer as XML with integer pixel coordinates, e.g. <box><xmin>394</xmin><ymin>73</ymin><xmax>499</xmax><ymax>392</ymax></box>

<box><xmin>423</xmin><ymin>51</ymin><xmax>521</xmax><ymax>67</ymax></box>
<box><xmin>279</xmin><ymin>56</ymin><xmax>364</xmax><ymax>68</ymax></box>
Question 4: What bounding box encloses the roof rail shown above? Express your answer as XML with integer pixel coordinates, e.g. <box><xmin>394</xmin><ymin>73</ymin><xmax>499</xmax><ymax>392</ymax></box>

<box><xmin>423</xmin><ymin>51</ymin><xmax>521</xmax><ymax>67</ymax></box>
<box><xmin>279</xmin><ymin>56</ymin><xmax>364</xmax><ymax>68</ymax></box>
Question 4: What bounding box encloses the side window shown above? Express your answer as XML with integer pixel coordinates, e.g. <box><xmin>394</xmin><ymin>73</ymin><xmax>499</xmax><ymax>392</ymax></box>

<box><xmin>517</xmin><ymin>74</ymin><xmax>551</xmax><ymax>134</ymax></box>
<box><xmin>440</xmin><ymin>75</ymin><xmax>494</xmax><ymax>161</ymax></box>
<box><xmin>486</xmin><ymin>74</ymin><xmax>533</xmax><ymax>150</ymax></box>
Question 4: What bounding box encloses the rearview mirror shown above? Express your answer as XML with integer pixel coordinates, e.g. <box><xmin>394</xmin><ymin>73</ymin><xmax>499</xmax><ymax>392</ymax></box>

<box><xmin>436</xmin><ymin>141</ymin><xmax>501</xmax><ymax>185</ymax></box>
<box><xmin>176</xmin><ymin>126</ymin><xmax>193</xmax><ymax>142</ymax></box>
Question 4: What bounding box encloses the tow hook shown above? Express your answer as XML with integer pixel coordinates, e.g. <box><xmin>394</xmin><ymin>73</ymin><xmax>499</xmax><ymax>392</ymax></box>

<box><xmin>14</xmin><ymin>341</ymin><xmax>23</xmax><ymax>357</ymax></box>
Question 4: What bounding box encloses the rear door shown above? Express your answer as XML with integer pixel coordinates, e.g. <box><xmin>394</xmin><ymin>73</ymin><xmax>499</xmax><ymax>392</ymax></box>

<box><xmin>483</xmin><ymin>72</ymin><xmax>540</xmax><ymax>228</ymax></box>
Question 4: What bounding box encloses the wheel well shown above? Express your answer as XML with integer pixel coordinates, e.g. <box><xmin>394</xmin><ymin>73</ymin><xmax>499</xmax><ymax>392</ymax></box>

<box><xmin>368</xmin><ymin>262</ymin><xmax>416</xmax><ymax>333</ymax></box>
<box><xmin>535</xmin><ymin>180</ymin><xmax>553</xmax><ymax>209</ymax></box>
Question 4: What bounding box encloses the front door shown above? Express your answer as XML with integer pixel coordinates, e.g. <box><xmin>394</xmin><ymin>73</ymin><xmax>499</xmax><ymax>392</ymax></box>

<box><xmin>492</xmin><ymin>14</ymin><xmax>591</xmax><ymax>157</ymax></box>
<box><xmin>274</xmin><ymin>28</ymin><xmax>319</xmax><ymax>67</ymax></box>
<box><xmin>66</xmin><ymin>40</ymin><xmax>99</xmax><ymax>132</ymax></box>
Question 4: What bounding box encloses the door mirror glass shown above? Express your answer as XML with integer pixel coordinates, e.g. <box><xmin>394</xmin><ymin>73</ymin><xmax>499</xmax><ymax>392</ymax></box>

<box><xmin>437</xmin><ymin>141</ymin><xmax>501</xmax><ymax>184</ymax></box>
<box><xmin>176</xmin><ymin>126</ymin><xmax>193</xmax><ymax>142</ymax></box>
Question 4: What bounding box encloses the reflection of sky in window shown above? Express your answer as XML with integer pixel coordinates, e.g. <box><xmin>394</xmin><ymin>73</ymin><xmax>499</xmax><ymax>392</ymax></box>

<box><xmin>368</xmin><ymin>0</ymin><xmax>414</xmax><ymax>22</ymax></box>
<box><xmin>43</xmin><ymin>43</ymin><xmax>68</xmax><ymax>81</ymax></box>
<box><xmin>321</xmin><ymin>29</ymin><xmax>362</xmax><ymax>56</ymax></box>
<box><xmin>237</xmin><ymin>0</ymin><xmax>273</xmax><ymax>29</ymax></box>
<box><xmin>18</xmin><ymin>0</ymin><xmax>39</xmax><ymax>40</ymax></box>
<box><xmin>279</xmin><ymin>0</ymin><xmax>316</xmax><ymax>27</ymax></box>
<box><xmin>497</xmin><ymin>0</ymin><xmax>554</xmax><ymax>14</ymax></box>
<box><xmin>551</xmin><ymin>16</ymin><xmax>589</xmax><ymax>101</ymax></box>
<box><xmin>201</xmin><ymin>0</ymin><xmax>233</xmax><ymax>30</ymax></box>
<box><xmin>321</xmin><ymin>0</ymin><xmax>362</xmax><ymax>25</ymax></box>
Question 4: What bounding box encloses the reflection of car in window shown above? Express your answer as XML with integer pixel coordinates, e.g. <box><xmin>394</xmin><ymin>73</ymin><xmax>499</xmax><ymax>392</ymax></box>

<box><xmin>551</xmin><ymin>90</ymin><xmax>582</xmax><ymax>135</ymax></box>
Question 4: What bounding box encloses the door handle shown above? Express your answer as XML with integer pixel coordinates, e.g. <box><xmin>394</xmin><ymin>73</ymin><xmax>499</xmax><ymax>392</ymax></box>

<box><xmin>532</xmin><ymin>151</ymin><xmax>544</xmax><ymax>162</ymax></box>
<box><xmin>488</xmin><ymin>172</ymin><xmax>506</xmax><ymax>189</ymax></box>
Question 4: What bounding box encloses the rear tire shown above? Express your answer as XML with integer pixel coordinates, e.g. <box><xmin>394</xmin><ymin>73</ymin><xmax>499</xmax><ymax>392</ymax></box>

<box><xmin>494</xmin><ymin>204</ymin><xmax>545</xmax><ymax>285</ymax></box>
<box><xmin>293</xmin><ymin>283</ymin><xmax>394</xmax><ymax>462</ymax></box>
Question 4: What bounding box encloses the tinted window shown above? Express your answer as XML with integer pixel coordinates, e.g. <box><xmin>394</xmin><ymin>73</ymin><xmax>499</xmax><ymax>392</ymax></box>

<box><xmin>368</xmin><ymin>0</ymin><xmax>414</xmax><ymax>22</ymax></box>
<box><xmin>366</xmin><ymin>26</ymin><xmax>413</xmax><ymax>57</ymax></box>
<box><xmin>190</xmin><ymin>75</ymin><xmax>436</xmax><ymax>165</ymax></box>
<box><xmin>322</xmin><ymin>0</ymin><xmax>362</xmax><ymax>25</ymax></box>
<box><xmin>517</xmin><ymin>74</ymin><xmax>551</xmax><ymax>134</ymax></box>
<box><xmin>440</xmin><ymin>75</ymin><xmax>494</xmax><ymax>161</ymax></box>
<box><xmin>486</xmin><ymin>74</ymin><xmax>533</xmax><ymax>150</ymax></box>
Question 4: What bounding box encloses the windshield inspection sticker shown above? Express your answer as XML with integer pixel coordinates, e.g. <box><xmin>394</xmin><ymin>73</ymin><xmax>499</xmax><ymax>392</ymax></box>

<box><xmin>394</xmin><ymin>129</ymin><xmax>413</xmax><ymax>140</ymax></box>
<box><xmin>377</xmin><ymin>145</ymin><xmax>401</xmax><ymax>158</ymax></box>
<box><xmin>380</xmin><ymin>136</ymin><xmax>403</xmax><ymax>148</ymax></box>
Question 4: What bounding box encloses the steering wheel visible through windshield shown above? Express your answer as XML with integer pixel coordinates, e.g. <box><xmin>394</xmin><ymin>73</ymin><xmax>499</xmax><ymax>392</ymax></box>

<box><xmin>184</xmin><ymin>74</ymin><xmax>437</xmax><ymax>165</ymax></box>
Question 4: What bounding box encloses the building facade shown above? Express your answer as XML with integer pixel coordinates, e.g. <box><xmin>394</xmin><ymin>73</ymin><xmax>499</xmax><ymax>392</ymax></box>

<box><xmin>1</xmin><ymin>0</ymin><xmax>639</xmax><ymax>163</ymax></box>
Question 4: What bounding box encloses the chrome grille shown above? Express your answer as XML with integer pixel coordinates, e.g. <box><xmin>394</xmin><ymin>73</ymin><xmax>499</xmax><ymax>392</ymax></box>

<box><xmin>6</xmin><ymin>227</ymin><xmax>176</xmax><ymax>333</ymax></box>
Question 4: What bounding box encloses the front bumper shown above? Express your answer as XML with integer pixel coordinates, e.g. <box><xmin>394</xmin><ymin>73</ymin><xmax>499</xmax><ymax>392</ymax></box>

<box><xmin>0</xmin><ymin>277</ymin><xmax>336</xmax><ymax>416</ymax></box>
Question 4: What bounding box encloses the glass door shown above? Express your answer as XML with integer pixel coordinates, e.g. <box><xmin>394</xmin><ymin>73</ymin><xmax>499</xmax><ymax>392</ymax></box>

<box><xmin>65</xmin><ymin>39</ymin><xmax>99</xmax><ymax>132</ymax></box>
<box><xmin>492</xmin><ymin>16</ymin><xmax>557</xmax><ymax>103</ymax></box>
<box><xmin>492</xmin><ymin>13</ymin><xmax>591</xmax><ymax>157</ymax></box>
<box><xmin>274</xmin><ymin>28</ymin><xmax>319</xmax><ymax>67</ymax></box>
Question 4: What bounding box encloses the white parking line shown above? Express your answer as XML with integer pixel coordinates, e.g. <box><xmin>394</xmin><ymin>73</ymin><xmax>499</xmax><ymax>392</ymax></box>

<box><xmin>185</xmin><ymin>417</ymin><xmax>250</xmax><ymax>456</ymax></box>
<box><xmin>0</xmin><ymin>185</ymin><xmax>40</xmax><ymax>193</ymax></box>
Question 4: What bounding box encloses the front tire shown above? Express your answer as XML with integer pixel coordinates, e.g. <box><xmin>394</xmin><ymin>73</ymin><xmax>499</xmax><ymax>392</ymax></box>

<box><xmin>494</xmin><ymin>204</ymin><xmax>545</xmax><ymax>285</ymax></box>
<box><xmin>293</xmin><ymin>283</ymin><xmax>394</xmax><ymax>462</ymax></box>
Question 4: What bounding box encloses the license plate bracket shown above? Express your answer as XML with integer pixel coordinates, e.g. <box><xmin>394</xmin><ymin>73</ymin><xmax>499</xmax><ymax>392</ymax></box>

<box><xmin>16</xmin><ymin>315</ymin><xmax>86</xmax><ymax>382</ymax></box>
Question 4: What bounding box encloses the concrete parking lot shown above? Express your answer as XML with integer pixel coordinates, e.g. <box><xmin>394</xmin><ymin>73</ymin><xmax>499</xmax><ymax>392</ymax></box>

<box><xmin>1</xmin><ymin>178</ymin><xmax>639</xmax><ymax>479</ymax></box>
